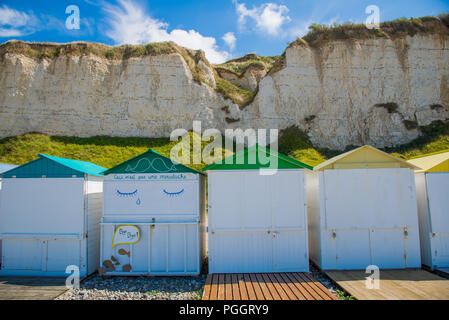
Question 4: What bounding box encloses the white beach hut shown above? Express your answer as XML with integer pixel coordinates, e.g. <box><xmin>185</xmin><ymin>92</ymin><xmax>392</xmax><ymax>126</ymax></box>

<box><xmin>100</xmin><ymin>149</ymin><xmax>206</xmax><ymax>276</ymax></box>
<box><xmin>408</xmin><ymin>150</ymin><xmax>449</xmax><ymax>270</ymax></box>
<box><xmin>308</xmin><ymin>145</ymin><xmax>422</xmax><ymax>270</ymax></box>
<box><xmin>0</xmin><ymin>163</ymin><xmax>18</xmax><ymax>266</ymax></box>
<box><xmin>0</xmin><ymin>154</ymin><xmax>105</xmax><ymax>277</ymax></box>
<box><xmin>203</xmin><ymin>144</ymin><xmax>313</xmax><ymax>273</ymax></box>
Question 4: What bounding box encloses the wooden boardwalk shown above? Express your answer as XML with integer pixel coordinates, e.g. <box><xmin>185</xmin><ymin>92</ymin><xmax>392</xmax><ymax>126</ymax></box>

<box><xmin>202</xmin><ymin>273</ymin><xmax>338</xmax><ymax>300</ymax></box>
<box><xmin>325</xmin><ymin>269</ymin><xmax>449</xmax><ymax>300</ymax></box>
<box><xmin>0</xmin><ymin>277</ymin><xmax>68</xmax><ymax>300</ymax></box>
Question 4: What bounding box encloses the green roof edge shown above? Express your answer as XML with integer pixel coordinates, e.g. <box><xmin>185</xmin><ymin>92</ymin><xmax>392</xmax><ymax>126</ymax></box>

<box><xmin>102</xmin><ymin>149</ymin><xmax>202</xmax><ymax>175</ymax></box>
<box><xmin>202</xmin><ymin>144</ymin><xmax>313</xmax><ymax>171</ymax></box>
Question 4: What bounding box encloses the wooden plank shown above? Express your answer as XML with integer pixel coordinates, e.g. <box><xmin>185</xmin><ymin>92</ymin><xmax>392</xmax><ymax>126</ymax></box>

<box><xmin>327</xmin><ymin>270</ymin><xmax>385</xmax><ymax>300</ymax></box>
<box><xmin>0</xmin><ymin>290</ymin><xmax>66</xmax><ymax>300</ymax></box>
<box><xmin>290</xmin><ymin>272</ymin><xmax>325</xmax><ymax>300</ymax></box>
<box><xmin>302</xmin><ymin>273</ymin><xmax>339</xmax><ymax>300</ymax></box>
<box><xmin>243</xmin><ymin>273</ymin><xmax>257</xmax><ymax>300</ymax></box>
<box><xmin>209</xmin><ymin>274</ymin><xmax>219</xmax><ymax>300</ymax></box>
<box><xmin>225</xmin><ymin>274</ymin><xmax>233</xmax><ymax>300</ymax></box>
<box><xmin>278</xmin><ymin>273</ymin><xmax>306</xmax><ymax>300</ymax></box>
<box><xmin>395</xmin><ymin>270</ymin><xmax>449</xmax><ymax>300</ymax></box>
<box><xmin>271</xmin><ymin>273</ymin><xmax>297</xmax><ymax>300</ymax></box>
<box><xmin>202</xmin><ymin>274</ymin><xmax>213</xmax><ymax>300</ymax></box>
<box><xmin>261</xmin><ymin>273</ymin><xmax>282</xmax><ymax>300</ymax></box>
<box><xmin>298</xmin><ymin>273</ymin><xmax>332</xmax><ymax>300</ymax></box>
<box><xmin>231</xmin><ymin>274</ymin><xmax>241</xmax><ymax>300</ymax></box>
<box><xmin>285</xmin><ymin>273</ymin><xmax>315</xmax><ymax>300</ymax></box>
<box><xmin>266</xmin><ymin>273</ymin><xmax>289</xmax><ymax>300</ymax></box>
<box><xmin>255</xmin><ymin>273</ymin><xmax>273</xmax><ymax>300</ymax></box>
<box><xmin>218</xmin><ymin>274</ymin><xmax>225</xmax><ymax>300</ymax></box>
<box><xmin>0</xmin><ymin>277</ymin><xmax>68</xmax><ymax>300</ymax></box>
<box><xmin>238</xmin><ymin>274</ymin><xmax>249</xmax><ymax>300</ymax></box>
<box><xmin>249</xmin><ymin>274</ymin><xmax>266</xmax><ymax>300</ymax></box>
<box><xmin>325</xmin><ymin>269</ymin><xmax>449</xmax><ymax>300</ymax></box>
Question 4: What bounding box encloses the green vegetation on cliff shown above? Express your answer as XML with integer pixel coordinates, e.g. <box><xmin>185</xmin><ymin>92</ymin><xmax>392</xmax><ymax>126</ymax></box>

<box><xmin>1</xmin><ymin>121</ymin><xmax>448</xmax><ymax>170</ymax></box>
<box><xmin>299</xmin><ymin>13</ymin><xmax>449</xmax><ymax>47</ymax></box>
<box><xmin>215</xmin><ymin>54</ymin><xmax>278</xmax><ymax>77</ymax></box>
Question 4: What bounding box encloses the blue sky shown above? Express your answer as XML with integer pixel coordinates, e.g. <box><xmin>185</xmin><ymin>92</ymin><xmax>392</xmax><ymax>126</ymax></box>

<box><xmin>0</xmin><ymin>0</ymin><xmax>448</xmax><ymax>63</ymax></box>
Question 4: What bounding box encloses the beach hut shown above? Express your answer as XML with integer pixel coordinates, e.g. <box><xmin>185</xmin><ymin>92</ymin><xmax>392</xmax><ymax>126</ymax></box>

<box><xmin>0</xmin><ymin>154</ymin><xmax>105</xmax><ymax>277</ymax></box>
<box><xmin>100</xmin><ymin>149</ymin><xmax>206</xmax><ymax>275</ymax></box>
<box><xmin>308</xmin><ymin>145</ymin><xmax>421</xmax><ymax>270</ymax></box>
<box><xmin>408</xmin><ymin>150</ymin><xmax>449</xmax><ymax>270</ymax></box>
<box><xmin>203</xmin><ymin>144</ymin><xmax>313</xmax><ymax>273</ymax></box>
<box><xmin>0</xmin><ymin>163</ymin><xmax>18</xmax><ymax>266</ymax></box>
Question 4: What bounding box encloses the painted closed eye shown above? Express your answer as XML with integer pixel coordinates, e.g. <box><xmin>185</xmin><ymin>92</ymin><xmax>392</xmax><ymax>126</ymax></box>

<box><xmin>116</xmin><ymin>189</ymin><xmax>138</xmax><ymax>197</ymax></box>
<box><xmin>163</xmin><ymin>189</ymin><xmax>184</xmax><ymax>197</ymax></box>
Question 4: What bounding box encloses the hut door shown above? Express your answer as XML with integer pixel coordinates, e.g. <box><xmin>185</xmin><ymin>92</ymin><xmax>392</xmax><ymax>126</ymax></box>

<box><xmin>427</xmin><ymin>173</ymin><xmax>449</xmax><ymax>265</ymax></box>
<box><xmin>271</xmin><ymin>171</ymin><xmax>308</xmax><ymax>272</ymax></box>
<box><xmin>370</xmin><ymin>229</ymin><xmax>406</xmax><ymax>268</ymax></box>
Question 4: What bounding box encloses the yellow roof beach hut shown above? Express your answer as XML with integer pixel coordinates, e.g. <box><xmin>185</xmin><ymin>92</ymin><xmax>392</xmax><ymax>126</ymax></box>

<box><xmin>408</xmin><ymin>150</ymin><xmax>449</xmax><ymax>270</ymax></box>
<box><xmin>308</xmin><ymin>145</ymin><xmax>421</xmax><ymax>270</ymax></box>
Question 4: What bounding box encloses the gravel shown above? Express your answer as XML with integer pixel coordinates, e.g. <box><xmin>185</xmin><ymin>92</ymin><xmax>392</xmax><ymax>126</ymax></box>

<box><xmin>309</xmin><ymin>263</ymin><xmax>347</xmax><ymax>299</ymax></box>
<box><xmin>56</xmin><ymin>275</ymin><xmax>206</xmax><ymax>300</ymax></box>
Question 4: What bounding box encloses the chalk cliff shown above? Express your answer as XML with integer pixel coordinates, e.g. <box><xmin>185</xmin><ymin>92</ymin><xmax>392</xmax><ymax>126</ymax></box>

<box><xmin>1</xmin><ymin>16</ymin><xmax>448</xmax><ymax>150</ymax></box>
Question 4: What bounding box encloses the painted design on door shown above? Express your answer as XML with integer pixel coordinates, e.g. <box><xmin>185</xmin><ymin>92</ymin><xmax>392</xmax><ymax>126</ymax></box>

<box><xmin>125</xmin><ymin>157</ymin><xmax>178</xmax><ymax>173</ymax></box>
<box><xmin>163</xmin><ymin>188</ymin><xmax>185</xmax><ymax>197</ymax></box>
<box><xmin>116</xmin><ymin>189</ymin><xmax>138</xmax><ymax>197</ymax></box>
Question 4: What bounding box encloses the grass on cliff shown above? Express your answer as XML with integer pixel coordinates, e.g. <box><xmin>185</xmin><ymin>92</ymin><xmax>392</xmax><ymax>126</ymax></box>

<box><xmin>214</xmin><ymin>54</ymin><xmax>278</xmax><ymax>77</ymax></box>
<box><xmin>299</xmin><ymin>13</ymin><xmax>449</xmax><ymax>47</ymax></box>
<box><xmin>2</xmin><ymin>121</ymin><xmax>448</xmax><ymax>169</ymax></box>
<box><xmin>215</xmin><ymin>77</ymin><xmax>257</xmax><ymax>109</ymax></box>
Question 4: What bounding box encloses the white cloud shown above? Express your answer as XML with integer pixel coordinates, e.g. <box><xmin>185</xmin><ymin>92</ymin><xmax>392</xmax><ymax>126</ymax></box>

<box><xmin>235</xmin><ymin>1</ymin><xmax>291</xmax><ymax>36</ymax></box>
<box><xmin>0</xmin><ymin>5</ymin><xmax>39</xmax><ymax>37</ymax></box>
<box><xmin>222</xmin><ymin>32</ymin><xmax>236</xmax><ymax>50</ymax></box>
<box><xmin>103</xmin><ymin>0</ymin><xmax>231</xmax><ymax>64</ymax></box>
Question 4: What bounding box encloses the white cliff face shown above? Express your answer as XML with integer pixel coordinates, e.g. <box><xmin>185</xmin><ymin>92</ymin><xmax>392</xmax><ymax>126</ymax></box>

<box><xmin>0</xmin><ymin>52</ymin><xmax>240</xmax><ymax>138</ymax></box>
<box><xmin>0</xmin><ymin>34</ymin><xmax>448</xmax><ymax>150</ymax></box>
<box><xmin>239</xmin><ymin>34</ymin><xmax>449</xmax><ymax>149</ymax></box>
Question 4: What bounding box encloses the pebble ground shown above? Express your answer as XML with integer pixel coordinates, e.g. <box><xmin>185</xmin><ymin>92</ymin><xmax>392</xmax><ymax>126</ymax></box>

<box><xmin>56</xmin><ymin>275</ymin><xmax>206</xmax><ymax>300</ymax></box>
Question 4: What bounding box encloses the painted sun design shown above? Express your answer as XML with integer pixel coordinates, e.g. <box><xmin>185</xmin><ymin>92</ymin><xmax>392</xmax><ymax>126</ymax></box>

<box><xmin>116</xmin><ymin>189</ymin><xmax>138</xmax><ymax>197</ymax></box>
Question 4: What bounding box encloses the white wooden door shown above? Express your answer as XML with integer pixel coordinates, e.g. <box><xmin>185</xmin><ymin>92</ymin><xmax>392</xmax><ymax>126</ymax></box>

<box><xmin>209</xmin><ymin>170</ymin><xmax>307</xmax><ymax>273</ymax></box>
<box><xmin>426</xmin><ymin>173</ymin><xmax>449</xmax><ymax>266</ymax></box>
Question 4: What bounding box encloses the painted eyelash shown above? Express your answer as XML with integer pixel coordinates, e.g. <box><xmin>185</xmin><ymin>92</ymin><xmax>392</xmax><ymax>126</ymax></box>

<box><xmin>116</xmin><ymin>189</ymin><xmax>138</xmax><ymax>197</ymax></box>
<box><xmin>163</xmin><ymin>189</ymin><xmax>184</xmax><ymax>197</ymax></box>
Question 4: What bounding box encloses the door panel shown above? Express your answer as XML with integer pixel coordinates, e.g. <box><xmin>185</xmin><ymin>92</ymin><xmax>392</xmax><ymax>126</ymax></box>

<box><xmin>2</xmin><ymin>239</ymin><xmax>42</xmax><ymax>271</ymax></box>
<box><xmin>432</xmin><ymin>234</ymin><xmax>449</xmax><ymax>267</ymax></box>
<box><xmin>273</xmin><ymin>231</ymin><xmax>307</xmax><ymax>271</ymax></box>
<box><xmin>272</xmin><ymin>171</ymin><xmax>305</xmax><ymax>230</ymax></box>
<box><xmin>46</xmin><ymin>240</ymin><xmax>81</xmax><ymax>272</ymax></box>
<box><xmin>210</xmin><ymin>232</ymin><xmax>273</xmax><ymax>273</ymax></box>
<box><xmin>426</xmin><ymin>173</ymin><xmax>449</xmax><ymax>233</ymax></box>
<box><xmin>335</xmin><ymin>230</ymin><xmax>371</xmax><ymax>269</ymax></box>
<box><xmin>370</xmin><ymin>229</ymin><xmax>405</xmax><ymax>269</ymax></box>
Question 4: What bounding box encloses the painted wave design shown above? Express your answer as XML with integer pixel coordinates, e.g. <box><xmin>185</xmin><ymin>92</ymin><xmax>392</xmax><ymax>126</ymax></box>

<box><xmin>125</xmin><ymin>157</ymin><xmax>178</xmax><ymax>173</ymax></box>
